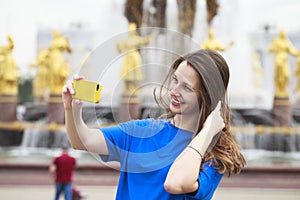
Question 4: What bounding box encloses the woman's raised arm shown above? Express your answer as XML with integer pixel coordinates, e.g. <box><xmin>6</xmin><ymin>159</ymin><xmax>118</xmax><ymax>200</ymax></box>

<box><xmin>62</xmin><ymin>77</ymin><xmax>108</xmax><ymax>154</ymax></box>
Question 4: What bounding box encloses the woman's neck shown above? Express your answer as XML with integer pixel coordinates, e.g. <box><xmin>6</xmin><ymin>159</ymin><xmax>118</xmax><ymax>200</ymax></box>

<box><xmin>172</xmin><ymin>114</ymin><xmax>198</xmax><ymax>133</ymax></box>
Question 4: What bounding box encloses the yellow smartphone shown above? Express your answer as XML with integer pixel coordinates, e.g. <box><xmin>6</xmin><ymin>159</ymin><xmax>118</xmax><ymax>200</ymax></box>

<box><xmin>72</xmin><ymin>79</ymin><xmax>102</xmax><ymax>103</ymax></box>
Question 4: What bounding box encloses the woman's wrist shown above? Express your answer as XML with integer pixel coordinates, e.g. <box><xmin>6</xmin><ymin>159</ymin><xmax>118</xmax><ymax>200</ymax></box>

<box><xmin>64</xmin><ymin>102</ymin><xmax>72</xmax><ymax>110</ymax></box>
<box><xmin>186</xmin><ymin>146</ymin><xmax>203</xmax><ymax>160</ymax></box>
<box><xmin>189</xmin><ymin>129</ymin><xmax>214</xmax><ymax>155</ymax></box>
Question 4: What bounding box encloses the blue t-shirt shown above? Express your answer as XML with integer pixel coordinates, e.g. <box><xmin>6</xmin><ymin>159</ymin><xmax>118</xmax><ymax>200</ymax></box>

<box><xmin>100</xmin><ymin>118</ymin><xmax>223</xmax><ymax>200</ymax></box>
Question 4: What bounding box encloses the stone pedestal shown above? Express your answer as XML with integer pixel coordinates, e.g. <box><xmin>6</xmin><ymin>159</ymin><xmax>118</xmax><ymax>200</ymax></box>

<box><xmin>48</xmin><ymin>94</ymin><xmax>65</xmax><ymax>124</ymax></box>
<box><xmin>0</xmin><ymin>94</ymin><xmax>18</xmax><ymax>122</ymax></box>
<box><xmin>269</xmin><ymin>96</ymin><xmax>294</xmax><ymax>152</ymax></box>
<box><xmin>0</xmin><ymin>95</ymin><xmax>22</xmax><ymax>146</ymax></box>
<box><xmin>118</xmin><ymin>94</ymin><xmax>141</xmax><ymax>122</ymax></box>
<box><xmin>272</xmin><ymin>96</ymin><xmax>292</xmax><ymax>126</ymax></box>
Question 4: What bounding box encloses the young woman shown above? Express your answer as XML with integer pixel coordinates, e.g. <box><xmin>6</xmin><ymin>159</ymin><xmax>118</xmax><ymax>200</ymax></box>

<box><xmin>62</xmin><ymin>49</ymin><xmax>246</xmax><ymax>200</ymax></box>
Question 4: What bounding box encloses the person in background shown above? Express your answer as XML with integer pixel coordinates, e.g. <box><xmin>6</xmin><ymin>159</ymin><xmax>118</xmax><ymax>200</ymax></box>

<box><xmin>49</xmin><ymin>145</ymin><xmax>77</xmax><ymax>200</ymax></box>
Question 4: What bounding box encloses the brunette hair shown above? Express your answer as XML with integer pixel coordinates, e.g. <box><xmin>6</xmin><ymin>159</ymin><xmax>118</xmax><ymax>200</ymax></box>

<box><xmin>154</xmin><ymin>49</ymin><xmax>245</xmax><ymax>176</ymax></box>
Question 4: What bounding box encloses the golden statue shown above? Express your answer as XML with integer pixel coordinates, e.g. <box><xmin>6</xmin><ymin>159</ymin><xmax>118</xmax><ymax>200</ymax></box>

<box><xmin>117</xmin><ymin>23</ymin><xmax>152</xmax><ymax>94</ymax></box>
<box><xmin>294</xmin><ymin>56</ymin><xmax>300</xmax><ymax>93</ymax></box>
<box><xmin>252</xmin><ymin>51</ymin><xmax>264</xmax><ymax>89</ymax></box>
<box><xmin>31</xmin><ymin>48</ymin><xmax>50</xmax><ymax>100</ymax></box>
<box><xmin>47</xmin><ymin>31</ymin><xmax>72</xmax><ymax>95</ymax></box>
<box><xmin>201</xmin><ymin>28</ymin><xmax>234</xmax><ymax>51</ymax></box>
<box><xmin>0</xmin><ymin>35</ymin><xmax>19</xmax><ymax>95</ymax></box>
<box><xmin>268</xmin><ymin>30</ymin><xmax>298</xmax><ymax>97</ymax></box>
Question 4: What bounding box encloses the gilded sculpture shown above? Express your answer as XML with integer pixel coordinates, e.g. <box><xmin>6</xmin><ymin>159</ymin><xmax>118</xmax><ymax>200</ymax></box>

<box><xmin>268</xmin><ymin>30</ymin><xmax>298</xmax><ymax>97</ymax></box>
<box><xmin>117</xmin><ymin>23</ymin><xmax>152</xmax><ymax>95</ymax></box>
<box><xmin>0</xmin><ymin>35</ymin><xmax>19</xmax><ymax>95</ymax></box>
<box><xmin>47</xmin><ymin>31</ymin><xmax>72</xmax><ymax>95</ymax></box>
<box><xmin>252</xmin><ymin>51</ymin><xmax>264</xmax><ymax>90</ymax></box>
<box><xmin>31</xmin><ymin>48</ymin><xmax>50</xmax><ymax>100</ymax></box>
<box><xmin>294</xmin><ymin>56</ymin><xmax>300</xmax><ymax>93</ymax></box>
<box><xmin>201</xmin><ymin>28</ymin><xmax>234</xmax><ymax>52</ymax></box>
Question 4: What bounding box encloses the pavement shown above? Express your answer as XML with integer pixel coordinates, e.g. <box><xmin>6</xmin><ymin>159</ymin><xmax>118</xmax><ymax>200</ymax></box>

<box><xmin>0</xmin><ymin>185</ymin><xmax>299</xmax><ymax>200</ymax></box>
<box><xmin>1</xmin><ymin>148</ymin><xmax>300</xmax><ymax>200</ymax></box>
<box><xmin>0</xmin><ymin>165</ymin><xmax>300</xmax><ymax>200</ymax></box>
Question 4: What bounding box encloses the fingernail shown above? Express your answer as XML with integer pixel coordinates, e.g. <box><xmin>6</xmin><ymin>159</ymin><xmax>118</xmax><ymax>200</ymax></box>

<box><xmin>75</xmin><ymin>99</ymin><xmax>81</xmax><ymax>104</ymax></box>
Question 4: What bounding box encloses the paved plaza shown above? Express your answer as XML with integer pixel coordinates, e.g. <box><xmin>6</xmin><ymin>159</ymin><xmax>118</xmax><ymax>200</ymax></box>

<box><xmin>0</xmin><ymin>148</ymin><xmax>300</xmax><ymax>200</ymax></box>
<box><xmin>0</xmin><ymin>185</ymin><xmax>299</xmax><ymax>200</ymax></box>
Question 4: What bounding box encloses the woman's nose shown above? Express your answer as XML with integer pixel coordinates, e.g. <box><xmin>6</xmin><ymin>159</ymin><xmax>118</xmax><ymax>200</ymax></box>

<box><xmin>170</xmin><ymin>84</ymin><xmax>181</xmax><ymax>96</ymax></box>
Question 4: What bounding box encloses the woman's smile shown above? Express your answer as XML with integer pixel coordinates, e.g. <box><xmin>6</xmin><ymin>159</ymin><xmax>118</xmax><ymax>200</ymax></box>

<box><xmin>171</xmin><ymin>95</ymin><xmax>184</xmax><ymax>107</ymax></box>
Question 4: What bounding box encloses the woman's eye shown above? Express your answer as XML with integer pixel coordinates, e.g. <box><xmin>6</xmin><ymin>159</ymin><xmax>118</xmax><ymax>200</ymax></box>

<box><xmin>184</xmin><ymin>85</ymin><xmax>193</xmax><ymax>92</ymax></box>
<box><xmin>171</xmin><ymin>76</ymin><xmax>178</xmax><ymax>83</ymax></box>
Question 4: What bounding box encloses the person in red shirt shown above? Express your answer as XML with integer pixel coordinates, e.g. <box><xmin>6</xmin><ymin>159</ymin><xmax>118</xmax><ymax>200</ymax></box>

<box><xmin>49</xmin><ymin>145</ymin><xmax>77</xmax><ymax>200</ymax></box>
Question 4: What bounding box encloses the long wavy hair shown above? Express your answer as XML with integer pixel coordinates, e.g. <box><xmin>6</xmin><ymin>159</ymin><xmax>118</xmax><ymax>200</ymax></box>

<box><xmin>154</xmin><ymin>49</ymin><xmax>246</xmax><ymax>176</ymax></box>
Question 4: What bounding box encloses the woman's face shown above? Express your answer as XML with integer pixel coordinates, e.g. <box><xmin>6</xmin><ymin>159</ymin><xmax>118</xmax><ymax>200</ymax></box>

<box><xmin>169</xmin><ymin>61</ymin><xmax>201</xmax><ymax>116</ymax></box>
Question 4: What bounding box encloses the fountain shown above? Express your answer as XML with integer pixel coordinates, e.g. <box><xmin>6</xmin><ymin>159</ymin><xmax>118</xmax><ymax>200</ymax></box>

<box><xmin>1</xmin><ymin>30</ymin><xmax>300</xmax><ymax>165</ymax></box>
<box><xmin>0</xmin><ymin>1</ymin><xmax>299</xmax><ymax>177</ymax></box>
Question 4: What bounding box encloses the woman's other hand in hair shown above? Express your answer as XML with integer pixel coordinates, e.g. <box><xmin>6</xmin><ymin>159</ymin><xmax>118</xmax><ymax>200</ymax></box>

<box><xmin>202</xmin><ymin>101</ymin><xmax>225</xmax><ymax>137</ymax></box>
